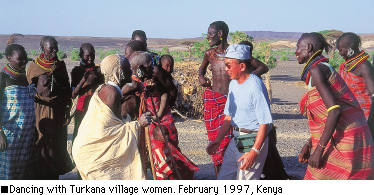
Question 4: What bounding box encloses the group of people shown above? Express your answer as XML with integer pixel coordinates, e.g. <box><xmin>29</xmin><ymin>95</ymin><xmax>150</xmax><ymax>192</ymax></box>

<box><xmin>0</xmin><ymin>21</ymin><xmax>374</xmax><ymax>180</ymax></box>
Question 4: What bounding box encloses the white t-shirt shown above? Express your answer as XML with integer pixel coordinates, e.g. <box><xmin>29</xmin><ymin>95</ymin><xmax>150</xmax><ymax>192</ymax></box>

<box><xmin>224</xmin><ymin>74</ymin><xmax>272</xmax><ymax>131</ymax></box>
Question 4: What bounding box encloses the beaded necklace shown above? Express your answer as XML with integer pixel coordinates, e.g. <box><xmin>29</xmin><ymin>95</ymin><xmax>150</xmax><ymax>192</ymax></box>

<box><xmin>2</xmin><ymin>63</ymin><xmax>26</xmax><ymax>80</ymax></box>
<box><xmin>35</xmin><ymin>53</ymin><xmax>55</xmax><ymax>71</ymax></box>
<box><xmin>300</xmin><ymin>50</ymin><xmax>329</xmax><ymax>85</ymax></box>
<box><xmin>210</xmin><ymin>47</ymin><xmax>225</xmax><ymax>61</ymax></box>
<box><xmin>342</xmin><ymin>50</ymin><xmax>369</xmax><ymax>72</ymax></box>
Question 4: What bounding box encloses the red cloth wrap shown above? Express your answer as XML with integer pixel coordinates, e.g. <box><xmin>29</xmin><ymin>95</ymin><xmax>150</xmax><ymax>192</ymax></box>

<box><xmin>203</xmin><ymin>87</ymin><xmax>232</xmax><ymax>165</ymax></box>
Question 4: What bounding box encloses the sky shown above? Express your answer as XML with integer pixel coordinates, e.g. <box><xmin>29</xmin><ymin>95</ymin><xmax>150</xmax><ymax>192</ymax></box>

<box><xmin>1</xmin><ymin>0</ymin><xmax>374</xmax><ymax>39</ymax></box>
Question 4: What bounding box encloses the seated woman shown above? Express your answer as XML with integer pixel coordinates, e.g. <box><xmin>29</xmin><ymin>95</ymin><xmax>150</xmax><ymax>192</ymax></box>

<box><xmin>0</xmin><ymin>44</ymin><xmax>36</xmax><ymax>179</ymax></box>
<box><xmin>71</xmin><ymin>43</ymin><xmax>103</xmax><ymax>140</ymax></box>
<box><xmin>129</xmin><ymin>51</ymin><xmax>199</xmax><ymax>179</ymax></box>
<box><xmin>296</xmin><ymin>32</ymin><xmax>374</xmax><ymax>179</ymax></box>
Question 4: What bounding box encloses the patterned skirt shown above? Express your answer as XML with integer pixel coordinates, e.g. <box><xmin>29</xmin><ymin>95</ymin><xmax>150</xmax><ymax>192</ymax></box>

<box><xmin>300</xmin><ymin>72</ymin><xmax>374</xmax><ymax>179</ymax></box>
<box><xmin>0</xmin><ymin>85</ymin><xmax>36</xmax><ymax>179</ymax></box>
<box><xmin>203</xmin><ymin>87</ymin><xmax>232</xmax><ymax>165</ymax></box>
<box><xmin>146</xmin><ymin>92</ymin><xmax>199</xmax><ymax>179</ymax></box>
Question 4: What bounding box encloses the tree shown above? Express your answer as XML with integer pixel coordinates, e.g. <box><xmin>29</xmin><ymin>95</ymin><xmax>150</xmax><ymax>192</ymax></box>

<box><xmin>180</xmin><ymin>41</ymin><xmax>196</xmax><ymax>61</ymax></box>
<box><xmin>318</xmin><ymin>30</ymin><xmax>343</xmax><ymax>59</ymax></box>
<box><xmin>229</xmin><ymin>31</ymin><xmax>254</xmax><ymax>44</ymax></box>
<box><xmin>252</xmin><ymin>41</ymin><xmax>277</xmax><ymax>103</ymax></box>
<box><xmin>191</xmin><ymin>35</ymin><xmax>209</xmax><ymax>59</ymax></box>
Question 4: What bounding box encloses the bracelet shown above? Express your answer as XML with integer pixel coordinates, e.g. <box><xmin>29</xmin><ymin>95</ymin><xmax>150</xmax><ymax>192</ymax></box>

<box><xmin>251</xmin><ymin>147</ymin><xmax>260</xmax><ymax>154</ymax></box>
<box><xmin>327</xmin><ymin>105</ymin><xmax>340</xmax><ymax>112</ymax></box>
<box><xmin>318</xmin><ymin>142</ymin><xmax>326</xmax><ymax>149</ymax></box>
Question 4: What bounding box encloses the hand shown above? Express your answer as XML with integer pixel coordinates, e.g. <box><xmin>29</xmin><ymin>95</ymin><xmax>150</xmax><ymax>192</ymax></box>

<box><xmin>308</xmin><ymin>145</ymin><xmax>324</xmax><ymax>168</ymax></box>
<box><xmin>206</xmin><ymin>139</ymin><xmax>220</xmax><ymax>155</ymax></box>
<box><xmin>198</xmin><ymin>76</ymin><xmax>211</xmax><ymax>87</ymax></box>
<box><xmin>298</xmin><ymin>143</ymin><xmax>311</xmax><ymax>164</ymax></box>
<box><xmin>80</xmin><ymin>72</ymin><xmax>88</xmax><ymax>84</ymax></box>
<box><xmin>63</xmin><ymin>109</ymin><xmax>71</xmax><ymax>126</ymax></box>
<box><xmin>238</xmin><ymin>150</ymin><xmax>258</xmax><ymax>170</ymax></box>
<box><xmin>0</xmin><ymin>129</ymin><xmax>8</xmax><ymax>152</ymax></box>
<box><xmin>138</xmin><ymin>112</ymin><xmax>152</xmax><ymax>128</ymax></box>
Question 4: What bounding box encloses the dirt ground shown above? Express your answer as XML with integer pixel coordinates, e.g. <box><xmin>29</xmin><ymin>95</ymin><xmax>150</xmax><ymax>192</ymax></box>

<box><xmin>1</xmin><ymin>34</ymin><xmax>371</xmax><ymax>180</ymax></box>
<box><xmin>57</xmin><ymin>57</ymin><xmax>310</xmax><ymax>180</ymax></box>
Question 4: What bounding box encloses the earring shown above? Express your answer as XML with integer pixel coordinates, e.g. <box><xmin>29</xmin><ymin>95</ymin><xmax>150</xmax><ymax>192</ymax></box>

<box><xmin>347</xmin><ymin>47</ymin><xmax>354</xmax><ymax>58</ymax></box>
<box><xmin>220</xmin><ymin>37</ymin><xmax>222</xmax><ymax>41</ymax></box>
<box><xmin>137</xmin><ymin>68</ymin><xmax>144</xmax><ymax>78</ymax></box>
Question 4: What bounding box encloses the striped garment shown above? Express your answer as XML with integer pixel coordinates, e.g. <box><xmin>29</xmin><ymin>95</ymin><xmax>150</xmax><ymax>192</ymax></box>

<box><xmin>203</xmin><ymin>87</ymin><xmax>232</xmax><ymax>165</ymax></box>
<box><xmin>339</xmin><ymin>63</ymin><xmax>372</xmax><ymax>120</ymax></box>
<box><xmin>299</xmin><ymin>70</ymin><xmax>374</xmax><ymax>180</ymax></box>
<box><xmin>146</xmin><ymin>92</ymin><xmax>199</xmax><ymax>180</ymax></box>
<box><xmin>0</xmin><ymin>85</ymin><xmax>36</xmax><ymax>179</ymax></box>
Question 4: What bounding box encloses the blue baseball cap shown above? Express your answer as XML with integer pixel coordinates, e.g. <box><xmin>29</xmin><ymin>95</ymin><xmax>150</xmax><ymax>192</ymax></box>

<box><xmin>217</xmin><ymin>44</ymin><xmax>251</xmax><ymax>60</ymax></box>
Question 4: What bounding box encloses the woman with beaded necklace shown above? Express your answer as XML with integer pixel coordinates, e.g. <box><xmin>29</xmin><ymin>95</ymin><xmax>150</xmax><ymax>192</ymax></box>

<box><xmin>0</xmin><ymin>44</ymin><xmax>36</xmax><ymax>179</ymax></box>
<box><xmin>336</xmin><ymin>33</ymin><xmax>374</xmax><ymax>133</ymax></box>
<box><xmin>26</xmin><ymin>36</ymin><xmax>73</xmax><ymax>180</ymax></box>
<box><xmin>296</xmin><ymin>32</ymin><xmax>374</xmax><ymax>179</ymax></box>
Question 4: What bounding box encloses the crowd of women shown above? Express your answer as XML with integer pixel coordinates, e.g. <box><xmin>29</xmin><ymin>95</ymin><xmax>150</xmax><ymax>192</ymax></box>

<box><xmin>0</xmin><ymin>21</ymin><xmax>373</xmax><ymax>180</ymax></box>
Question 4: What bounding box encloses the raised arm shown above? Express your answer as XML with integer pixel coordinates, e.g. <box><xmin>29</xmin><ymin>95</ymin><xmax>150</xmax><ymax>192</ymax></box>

<box><xmin>251</xmin><ymin>58</ymin><xmax>269</xmax><ymax>77</ymax></box>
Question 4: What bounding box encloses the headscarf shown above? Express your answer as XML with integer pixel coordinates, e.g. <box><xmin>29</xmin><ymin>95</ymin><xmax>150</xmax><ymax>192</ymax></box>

<box><xmin>100</xmin><ymin>54</ymin><xmax>125</xmax><ymax>86</ymax></box>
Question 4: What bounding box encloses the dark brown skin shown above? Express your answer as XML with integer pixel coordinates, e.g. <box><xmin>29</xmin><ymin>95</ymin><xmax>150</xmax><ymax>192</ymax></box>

<box><xmin>199</xmin><ymin>25</ymin><xmax>269</xmax><ymax>95</ymax></box>
<box><xmin>295</xmin><ymin>36</ymin><xmax>342</xmax><ymax>168</ymax></box>
<box><xmin>153</xmin><ymin>125</ymin><xmax>169</xmax><ymax>143</ymax></box>
<box><xmin>199</xmin><ymin>24</ymin><xmax>230</xmax><ymax>95</ymax></box>
<box><xmin>71</xmin><ymin>47</ymin><xmax>96</xmax><ymax>99</ymax></box>
<box><xmin>0</xmin><ymin>49</ymin><xmax>29</xmax><ymax>152</ymax></box>
<box><xmin>98</xmin><ymin>56</ymin><xmax>151</xmax><ymax>126</ymax></box>
<box><xmin>337</xmin><ymin>38</ymin><xmax>374</xmax><ymax>124</ymax></box>
<box><xmin>98</xmin><ymin>85</ymin><xmax>122</xmax><ymax>118</ymax></box>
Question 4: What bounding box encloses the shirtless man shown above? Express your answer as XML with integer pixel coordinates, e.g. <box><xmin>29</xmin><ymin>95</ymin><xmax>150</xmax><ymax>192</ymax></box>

<box><xmin>198</xmin><ymin>21</ymin><xmax>268</xmax><ymax>176</ymax></box>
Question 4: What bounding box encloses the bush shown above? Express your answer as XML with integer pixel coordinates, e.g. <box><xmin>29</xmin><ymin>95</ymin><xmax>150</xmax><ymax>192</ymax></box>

<box><xmin>191</xmin><ymin>36</ymin><xmax>209</xmax><ymax>59</ymax></box>
<box><xmin>0</xmin><ymin>51</ymin><xmax>3</xmax><ymax>59</ymax></box>
<box><xmin>57</xmin><ymin>50</ymin><xmax>67</xmax><ymax>60</ymax></box>
<box><xmin>280</xmin><ymin>55</ymin><xmax>290</xmax><ymax>61</ymax></box>
<box><xmin>98</xmin><ymin>49</ymin><xmax>121</xmax><ymax>60</ymax></box>
<box><xmin>71</xmin><ymin>49</ymin><xmax>80</xmax><ymax>61</ymax></box>
<box><xmin>29</xmin><ymin>49</ymin><xmax>39</xmax><ymax>56</ymax></box>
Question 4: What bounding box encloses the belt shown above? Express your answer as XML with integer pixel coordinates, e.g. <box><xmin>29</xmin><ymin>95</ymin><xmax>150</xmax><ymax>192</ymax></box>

<box><xmin>233</xmin><ymin>126</ymin><xmax>256</xmax><ymax>134</ymax></box>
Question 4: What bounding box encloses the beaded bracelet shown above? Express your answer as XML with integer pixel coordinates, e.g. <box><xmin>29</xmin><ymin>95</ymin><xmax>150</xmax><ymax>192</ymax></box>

<box><xmin>318</xmin><ymin>142</ymin><xmax>326</xmax><ymax>149</ymax></box>
<box><xmin>251</xmin><ymin>147</ymin><xmax>260</xmax><ymax>154</ymax></box>
<box><xmin>327</xmin><ymin>105</ymin><xmax>340</xmax><ymax>113</ymax></box>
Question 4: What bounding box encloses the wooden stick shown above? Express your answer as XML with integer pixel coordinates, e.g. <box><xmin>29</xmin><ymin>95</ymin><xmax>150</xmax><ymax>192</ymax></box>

<box><xmin>145</xmin><ymin>126</ymin><xmax>157</xmax><ymax>180</ymax></box>
<box><xmin>138</xmin><ymin>127</ymin><xmax>148</xmax><ymax>179</ymax></box>
<box><xmin>148</xmin><ymin>92</ymin><xmax>182</xmax><ymax>180</ymax></box>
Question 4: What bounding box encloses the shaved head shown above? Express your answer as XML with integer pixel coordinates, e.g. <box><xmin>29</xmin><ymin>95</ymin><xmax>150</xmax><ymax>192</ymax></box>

<box><xmin>300</xmin><ymin>32</ymin><xmax>330</xmax><ymax>53</ymax></box>
<box><xmin>336</xmin><ymin>32</ymin><xmax>361</xmax><ymax>50</ymax></box>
